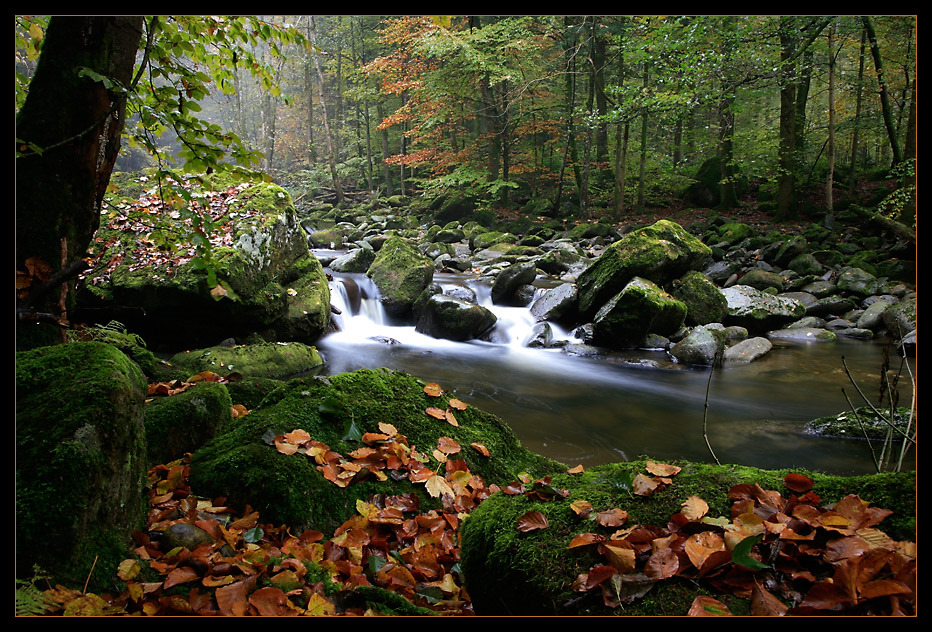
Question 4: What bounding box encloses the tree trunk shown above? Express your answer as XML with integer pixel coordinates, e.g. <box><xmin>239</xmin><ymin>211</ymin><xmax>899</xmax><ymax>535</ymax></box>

<box><xmin>825</xmin><ymin>22</ymin><xmax>836</xmax><ymax>221</ymax></box>
<box><xmin>375</xmin><ymin>102</ymin><xmax>394</xmax><ymax>196</ymax></box>
<box><xmin>848</xmin><ymin>25</ymin><xmax>866</xmax><ymax>195</ymax></box>
<box><xmin>862</xmin><ymin>16</ymin><xmax>903</xmax><ymax>166</ymax></box>
<box><xmin>308</xmin><ymin>16</ymin><xmax>344</xmax><ymax>205</ymax></box>
<box><xmin>16</xmin><ymin>16</ymin><xmax>142</xmax><ymax>347</ymax></box>
<box><xmin>776</xmin><ymin>18</ymin><xmax>799</xmax><ymax>220</ymax></box>
<box><xmin>636</xmin><ymin>62</ymin><xmax>649</xmax><ymax>213</ymax></box>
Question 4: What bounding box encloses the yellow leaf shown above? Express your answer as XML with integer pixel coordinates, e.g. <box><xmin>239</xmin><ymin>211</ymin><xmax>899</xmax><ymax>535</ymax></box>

<box><xmin>681</xmin><ymin>495</ymin><xmax>710</xmax><ymax>521</ymax></box>
<box><xmin>425</xmin><ymin>473</ymin><xmax>454</xmax><ymax>499</ymax></box>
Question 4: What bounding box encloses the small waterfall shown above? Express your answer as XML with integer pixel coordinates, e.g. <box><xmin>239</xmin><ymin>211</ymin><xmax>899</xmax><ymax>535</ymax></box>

<box><xmin>327</xmin><ymin>271</ymin><xmax>579</xmax><ymax>351</ymax></box>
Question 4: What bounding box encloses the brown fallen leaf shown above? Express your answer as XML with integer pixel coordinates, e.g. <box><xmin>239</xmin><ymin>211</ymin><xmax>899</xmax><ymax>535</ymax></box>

<box><xmin>516</xmin><ymin>511</ymin><xmax>549</xmax><ymax>532</ymax></box>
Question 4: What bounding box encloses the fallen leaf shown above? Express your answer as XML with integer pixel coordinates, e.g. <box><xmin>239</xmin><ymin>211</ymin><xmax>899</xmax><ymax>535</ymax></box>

<box><xmin>681</xmin><ymin>495</ymin><xmax>710</xmax><ymax>521</ymax></box>
<box><xmin>688</xmin><ymin>595</ymin><xmax>732</xmax><ymax>616</ymax></box>
<box><xmin>448</xmin><ymin>398</ymin><xmax>467</xmax><ymax>410</ymax></box>
<box><xmin>424</xmin><ymin>382</ymin><xmax>444</xmax><ymax>397</ymax></box>
<box><xmin>516</xmin><ymin>511</ymin><xmax>549</xmax><ymax>532</ymax></box>
<box><xmin>784</xmin><ymin>472</ymin><xmax>814</xmax><ymax>493</ymax></box>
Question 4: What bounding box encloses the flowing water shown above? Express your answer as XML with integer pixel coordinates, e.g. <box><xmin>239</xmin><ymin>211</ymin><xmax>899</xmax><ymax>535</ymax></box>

<box><xmin>317</xmin><ymin>263</ymin><xmax>915</xmax><ymax>476</ymax></box>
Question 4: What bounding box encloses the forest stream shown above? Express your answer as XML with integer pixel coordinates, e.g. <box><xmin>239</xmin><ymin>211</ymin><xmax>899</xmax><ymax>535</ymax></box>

<box><xmin>315</xmin><ymin>262</ymin><xmax>914</xmax><ymax>477</ymax></box>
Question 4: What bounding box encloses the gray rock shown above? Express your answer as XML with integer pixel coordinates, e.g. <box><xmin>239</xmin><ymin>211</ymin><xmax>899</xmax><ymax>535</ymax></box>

<box><xmin>415</xmin><ymin>294</ymin><xmax>497</xmax><ymax>341</ymax></box>
<box><xmin>529</xmin><ymin>283</ymin><xmax>578</xmax><ymax>323</ymax></box>
<box><xmin>525</xmin><ymin>322</ymin><xmax>553</xmax><ymax>348</ymax></box>
<box><xmin>721</xmin><ymin>285</ymin><xmax>806</xmax><ymax>332</ymax></box>
<box><xmin>670</xmin><ymin>325</ymin><xmax>724</xmax><ymax>366</ymax></box>
<box><xmin>329</xmin><ymin>247</ymin><xmax>376</xmax><ymax>273</ymax></box>
<box><xmin>723</xmin><ymin>337</ymin><xmax>773</xmax><ymax>363</ymax></box>
<box><xmin>836</xmin><ymin>266</ymin><xmax>880</xmax><ymax>296</ymax></box>
<box><xmin>491</xmin><ymin>262</ymin><xmax>538</xmax><ymax>305</ymax></box>
<box><xmin>766</xmin><ymin>327</ymin><xmax>837</xmax><ymax>343</ymax></box>
<box><xmin>592</xmin><ymin>277</ymin><xmax>687</xmax><ymax>348</ymax></box>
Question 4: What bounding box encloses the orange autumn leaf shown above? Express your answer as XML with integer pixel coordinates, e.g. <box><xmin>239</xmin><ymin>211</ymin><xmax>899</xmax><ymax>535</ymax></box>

<box><xmin>163</xmin><ymin>566</ymin><xmax>200</xmax><ymax>590</ymax></box>
<box><xmin>470</xmin><ymin>442</ymin><xmax>490</xmax><ymax>457</ymax></box>
<box><xmin>444</xmin><ymin>409</ymin><xmax>459</xmax><ymax>426</ymax></box>
<box><xmin>436</xmin><ymin>436</ymin><xmax>461</xmax><ymax>454</ymax></box>
<box><xmin>632</xmin><ymin>473</ymin><xmax>660</xmax><ymax>496</ymax></box>
<box><xmin>684</xmin><ymin>531</ymin><xmax>727</xmax><ymax>573</ymax></box>
<box><xmin>688</xmin><ymin>595</ymin><xmax>733</xmax><ymax>616</ymax></box>
<box><xmin>599</xmin><ymin>539</ymin><xmax>637</xmax><ymax>574</ymax></box>
<box><xmin>570</xmin><ymin>499</ymin><xmax>593</xmax><ymax>518</ymax></box>
<box><xmin>645</xmin><ymin>547</ymin><xmax>680</xmax><ymax>580</ymax></box>
<box><xmin>595</xmin><ymin>508</ymin><xmax>629</xmax><ymax>528</ymax></box>
<box><xmin>249</xmin><ymin>586</ymin><xmax>299</xmax><ymax>617</ymax></box>
<box><xmin>751</xmin><ymin>581</ymin><xmax>789</xmax><ymax>616</ymax></box>
<box><xmin>448</xmin><ymin>398</ymin><xmax>467</xmax><ymax>410</ymax></box>
<box><xmin>568</xmin><ymin>532</ymin><xmax>605</xmax><ymax>548</ymax></box>
<box><xmin>516</xmin><ymin>511</ymin><xmax>549</xmax><ymax>532</ymax></box>
<box><xmin>646</xmin><ymin>461</ymin><xmax>681</xmax><ymax>477</ymax></box>
<box><xmin>425</xmin><ymin>407</ymin><xmax>447</xmax><ymax>420</ymax></box>
<box><xmin>567</xmin><ymin>464</ymin><xmax>585</xmax><ymax>474</ymax></box>
<box><xmin>681</xmin><ymin>495</ymin><xmax>710</xmax><ymax>521</ymax></box>
<box><xmin>424</xmin><ymin>382</ymin><xmax>444</xmax><ymax>397</ymax></box>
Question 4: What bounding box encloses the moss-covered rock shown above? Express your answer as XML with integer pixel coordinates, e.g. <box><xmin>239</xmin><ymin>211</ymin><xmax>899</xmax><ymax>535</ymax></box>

<box><xmin>16</xmin><ymin>342</ymin><xmax>148</xmax><ymax>589</ymax></box>
<box><xmin>805</xmin><ymin>406</ymin><xmax>915</xmax><ymax>440</ymax></box>
<box><xmin>81</xmin><ymin>172</ymin><xmax>328</xmax><ymax>349</ymax></box>
<box><xmin>592</xmin><ymin>277</ymin><xmax>687</xmax><ymax>348</ymax></box>
<box><xmin>721</xmin><ymin>285</ymin><xmax>806</xmax><ymax>333</ymax></box>
<box><xmin>671</xmin><ymin>270</ymin><xmax>728</xmax><ymax>325</ymax></box>
<box><xmin>145</xmin><ymin>382</ymin><xmax>233</xmax><ymax>467</ymax></box>
<box><xmin>168</xmin><ymin>342</ymin><xmax>324</xmax><ymax>380</ymax></box>
<box><xmin>459</xmin><ymin>459</ymin><xmax>916</xmax><ymax>616</ymax></box>
<box><xmin>366</xmin><ymin>236</ymin><xmax>434</xmax><ymax>316</ymax></box>
<box><xmin>577</xmin><ymin>220</ymin><xmax>712</xmax><ymax>319</ymax></box>
<box><xmin>188</xmin><ymin>368</ymin><xmax>563</xmax><ymax>535</ymax></box>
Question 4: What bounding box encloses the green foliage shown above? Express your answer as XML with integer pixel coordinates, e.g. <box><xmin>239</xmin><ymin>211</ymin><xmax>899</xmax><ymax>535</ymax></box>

<box><xmin>15</xmin><ymin>568</ymin><xmax>54</xmax><ymax>616</ymax></box>
<box><xmin>66</xmin><ymin>320</ymin><xmax>147</xmax><ymax>349</ymax></box>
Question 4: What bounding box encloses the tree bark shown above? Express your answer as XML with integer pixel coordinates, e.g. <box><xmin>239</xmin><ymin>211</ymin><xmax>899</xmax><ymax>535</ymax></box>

<box><xmin>862</xmin><ymin>16</ymin><xmax>903</xmax><ymax>166</ymax></box>
<box><xmin>848</xmin><ymin>25</ymin><xmax>866</xmax><ymax>195</ymax></box>
<box><xmin>16</xmin><ymin>16</ymin><xmax>143</xmax><ymax>347</ymax></box>
<box><xmin>307</xmin><ymin>16</ymin><xmax>344</xmax><ymax>204</ymax></box>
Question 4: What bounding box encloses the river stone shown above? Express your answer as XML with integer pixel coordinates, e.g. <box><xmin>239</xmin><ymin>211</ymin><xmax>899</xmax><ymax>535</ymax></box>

<box><xmin>807</xmin><ymin>295</ymin><xmax>857</xmax><ymax>318</ymax></box>
<box><xmin>787</xmin><ymin>316</ymin><xmax>828</xmax><ymax>329</ymax></box>
<box><xmin>881</xmin><ymin>296</ymin><xmax>917</xmax><ymax>339</ymax></box>
<box><xmin>723</xmin><ymin>336</ymin><xmax>772</xmax><ymax>363</ymax></box>
<box><xmin>671</xmin><ymin>270</ymin><xmax>728</xmax><ymax>325</ymax></box>
<box><xmin>721</xmin><ymin>285</ymin><xmax>806</xmax><ymax>332</ymax></box>
<box><xmin>702</xmin><ymin>259</ymin><xmax>742</xmax><ymax>284</ymax></box>
<box><xmin>773</xmin><ymin>235</ymin><xmax>808</xmax><ymax>267</ymax></box>
<box><xmin>670</xmin><ymin>325</ymin><xmax>724</xmax><ymax>366</ymax></box>
<box><xmin>779</xmin><ymin>291</ymin><xmax>819</xmax><ymax>311</ymax></box>
<box><xmin>329</xmin><ymin>247</ymin><xmax>376</xmax><ymax>273</ymax></box>
<box><xmin>576</xmin><ymin>219</ymin><xmax>712</xmax><ymax>318</ymax></box>
<box><xmin>737</xmin><ymin>269</ymin><xmax>785</xmax><ymax>292</ymax></box>
<box><xmin>836</xmin><ymin>266</ymin><xmax>880</xmax><ymax>296</ymax></box>
<box><xmin>787</xmin><ymin>253</ymin><xmax>822</xmax><ymax>276</ymax></box>
<box><xmin>525</xmin><ymin>322</ymin><xmax>553</xmax><ymax>348</ymax></box>
<box><xmin>592</xmin><ymin>277</ymin><xmax>687</xmax><ymax>349</ymax></box>
<box><xmin>766</xmin><ymin>327</ymin><xmax>837</xmax><ymax>343</ymax></box>
<box><xmin>800</xmin><ymin>280</ymin><xmax>837</xmax><ymax>298</ymax></box>
<box><xmin>491</xmin><ymin>262</ymin><xmax>538</xmax><ymax>305</ymax></box>
<box><xmin>366</xmin><ymin>236</ymin><xmax>434</xmax><ymax>316</ymax></box>
<box><xmin>444</xmin><ymin>284</ymin><xmax>478</xmax><ymax>304</ymax></box>
<box><xmin>856</xmin><ymin>300</ymin><xmax>891</xmax><ymax>330</ymax></box>
<box><xmin>529</xmin><ymin>283</ymin><xmax>578</xmax><ymax>323</ymax></box>
<box><xmin>415</xmin><ymin>294</ymin><xmax>497</xmax><ymax>341</ymax></box>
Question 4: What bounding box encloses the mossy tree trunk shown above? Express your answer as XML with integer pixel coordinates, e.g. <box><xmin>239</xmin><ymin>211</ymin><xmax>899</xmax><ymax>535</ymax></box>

<box><xmin>16</xmin><ymin>16</ymin><xmax>142</xmax><ymax>348</ymax></box>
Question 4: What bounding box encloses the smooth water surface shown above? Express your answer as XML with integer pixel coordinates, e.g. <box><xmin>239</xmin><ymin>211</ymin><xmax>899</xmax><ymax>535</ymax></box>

<box><xmin>318</xmin><ymin>270</ymin><xmax>914</xmax><ymax>476</ymax></box>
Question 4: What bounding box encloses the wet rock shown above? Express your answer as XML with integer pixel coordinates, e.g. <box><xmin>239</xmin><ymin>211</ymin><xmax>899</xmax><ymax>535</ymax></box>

<box><xmin>576</xmin><ymin>219</ymin><xmax>711</xmax><ymax>318</ymax></box>
<box><xmin>529</xmin><ymin>283</ymin><xmax>578</xmax><ymax>323</ymax></box>
<box><xmin>592</xmin><ymin>277</ymin><xmax>687</xmax><ymax>349</ymax></box>
<box><xmin>170</xmin><ymin>341</ymin><xmax>324</xmax><ymax>380</ymax></box>
<box><xmin>766</xmin><ymin>327</ymin><xmax>837</xmax><ymax>343</ymax></box>
<box><xmin>882</xmin><ymin>296</ymin><xmax>917</xmax><ymax>340</ymax></box>
<box><xmin>491</xmin><ymin>262</ymin><xmax>538</xmax><ymax>305</ymax></box>
<box><xmin>723</xmin><ymin>336</ymin><xmax>772</xmax><ymax>363</ymax></box>
<box><xmin>670</xmin><ymin>325</ymin><xmax>724</xmax><ymax>366</ymax></box>
<box><xmin>330</xmin><ymin>247</ymin><xmax>375</xmax><ymax>273</ymax></box>
<box><xmin>671</xmin><ymin>270</ymin><xmax>728</xmax><ymax>325</ymax></box>
<box><xmin>721</xmin><ymin>285</ymin><xmax>806</xmax><ymax>333</ymax></box>
<box><xmin>856</xmin><ymin>300</ymin><xmax>891</xmax><ymax>330</ymax></box>
<box><xmin>524</xmin><ymin>322</ymin><xmax>553</xmax><ymax>348</ymax></box>
<box><xmin>836</xmin><ymin>266</ymin><xmax>881</xmax><ymax>296</ymax></box>
<box><xmin>415</xmin><ymin>294</ymin><xmax>497</xmax><ymax>341</ymax></box>
<box><xmin>737</xmin><ymin>269</ymin><xmax>784</xmax><ymax>292</ymax></box>
<box><xmin>367</xmin><ymin>236</ymin><xmax>434</xmax><ymax>316</ymax></box>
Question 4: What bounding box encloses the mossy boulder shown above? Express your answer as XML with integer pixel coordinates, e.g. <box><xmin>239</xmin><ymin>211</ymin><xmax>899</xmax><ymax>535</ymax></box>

<box><xmin>670</xmin><ymin>270</ymin><xmax>728</xmax><ymax>325</ymax></box>
<box><xmin>188</xmin><ymin>368</ymin><xmax>563</xmax><ymax>534</ymax></box>
<box><xmin>717</xmin><ymin>222</ymin><xmax>756</xmax><ymax>245</ymax></box>
<box><xmin>577</xmin><ymin>220</ymin><xmax>712</xmax><ymax>319</ymax></box>
<box><xmin>459</xmin><ymin>459</ymin><xmax>916</xmax><ymax>616</ymax></box>
<box><xmin>592</xmin><ymin>277</ymin><xmax>687</xmax><ymax>348</ymax></box>
<box><xmin>81</xmin><ymin>172</ymin><xmax>330</xmax><ymax>349</ymax></box>
<box><xmin>168</xmin><ymin>342</ymin><xmax>324</xmax><ymax>380</ymax></box>
<box><xmin>721</xmin><ymin>285</ymin><xmax>806</xmax><ymax>333</ymax></box>
<box><xmin>145</xmin><ymin>381</ymin><xmax>233</xmax><ymax>467</ymax></box>
<box><xmin>16</xmin><ymin>342</ymin><xmax>148</xmax><ymax>589</ymax></box>
<box><xmin>366</xmin><ymin>236</ymin><xmax>434</xmax><ymax>316</ymax></box>
<box><xmin>805</xmin><ymin>406</ymin><xmax>915</xmax><ymax>440</ymax></box>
